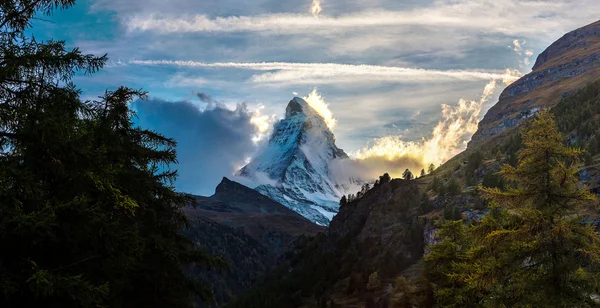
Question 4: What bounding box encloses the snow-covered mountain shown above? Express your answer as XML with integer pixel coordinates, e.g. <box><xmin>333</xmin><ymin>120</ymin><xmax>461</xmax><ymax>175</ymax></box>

<box><xmin>237</xmin><ymin>97</ymin><xmax>358</xmax><ymax>225</ymax></box>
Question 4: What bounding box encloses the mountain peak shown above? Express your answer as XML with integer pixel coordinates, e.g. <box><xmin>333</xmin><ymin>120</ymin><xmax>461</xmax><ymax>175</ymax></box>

<box><xmin>237</xmin><ymin>96</ymin><xmax>353</xmax><ymax>225</ymax></box>
<box><xmin>285</xmin><ymin>97</ymin><xmax>322</xmax><ymax>121</ymax></box>
<box><xmin>285</xmin><ymin>97</ymin><xmax>306</xmax><ymax>118</ymax></box>
<box><xmin>214</xmin><ymin>177</ymin><xmax>242</xmax><ymax>196</ymax></box>
<box><xmin>211</xmin><ymin>177</ymin><xmax>306</xmax><ymax>216</ymax></box>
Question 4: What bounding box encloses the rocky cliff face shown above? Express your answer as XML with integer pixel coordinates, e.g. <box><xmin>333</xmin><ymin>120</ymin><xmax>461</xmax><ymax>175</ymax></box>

<box><xmin>469</xmin><ymin>20</ymin><xmax>600</xmax><ymax>147</ymax></box>
<box><xmin>237</xmin><ymin>97</ymin><xmax>356</xmax><ymax>226</ymax></box>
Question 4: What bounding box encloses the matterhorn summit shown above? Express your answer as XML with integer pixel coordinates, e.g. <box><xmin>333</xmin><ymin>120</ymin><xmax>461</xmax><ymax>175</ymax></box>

<box><xmin>237</xmin><ymin>97</ymin><xmax>357</xmax><ymax>225</ymax></box>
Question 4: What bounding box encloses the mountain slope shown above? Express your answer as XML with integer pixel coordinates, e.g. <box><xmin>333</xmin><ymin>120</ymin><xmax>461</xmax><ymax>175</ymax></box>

<box><xmin>237</xmin><ymin>97</ymin><xmax>354</xmax><ymax>226</ymax></box>
<box><xmin>225</xmin><ymin>179</ymin><xmax>424</xmax><ymax>308</ymax></box>
<box><xmin>184</xmin><ymin>177</ymin><xmax>324</xmax><ymax>307</ymax></box>
<box><xmin>469</xmin><ymin>20</ymin><xmax>600</xmax><ymax>148</ymax></box>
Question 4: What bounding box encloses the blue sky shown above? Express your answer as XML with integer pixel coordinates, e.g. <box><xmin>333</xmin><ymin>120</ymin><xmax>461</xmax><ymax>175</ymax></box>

<box><xmin>31</xmin><ymin>0</ymin><xmax>600</xmax><ymax>195</ymax></box>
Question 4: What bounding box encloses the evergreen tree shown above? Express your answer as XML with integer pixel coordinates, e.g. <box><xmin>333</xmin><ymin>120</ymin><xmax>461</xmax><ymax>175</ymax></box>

<box><xmin>418</xmin><ymin>193</ymin><xmax>434</xmax><ymax>215</ymax></box>
<box><xmin>420</xmin><ymin>169</ymin><xmax>426</xmax><ymax>177</ymax></box>
<box><xmin>474</xmin><ymin>110</ymin><xmax>600</xmax><ymax>307</ymax></box>
<box><xmin>428</xmin><ymin>164</ymin><xmax>436</xmax><ymax>174</ymax></box>
<box><xmin>390</xmin><ymin>276</ymin><xmax>416</xmax><ymax>308</ymax></box>
<box><xmin>339</xmin><ymin>195</ymin><xmax>348</xmax><ymax>206</ymax></box>
<box><xmin>379</xmin><ymin>173</ymin><xmax>391</xmax><ymax>184</ymax></box>
<box><xmin>0</xmin><ymin>2</ymin><xmax>219</xmax><ymax>307</ymax></box>
<box><xmin>481</xmin><ymin>169</ymin><xmax>505</xmax><ymax>189</ymax></box>
<box><xmin>402</xmin><ymin>168</ymin><xmax>414</xmax><ymax>180</ymax></box>
<box><xmin>446</xmin><ymin>177</ymin><xmax>461</xmax><ymax>195</ymax></box>
<box><xmin>423</xmin><ymin>221</ymin><xmax>479</xmax><ymax>307</ymax></box>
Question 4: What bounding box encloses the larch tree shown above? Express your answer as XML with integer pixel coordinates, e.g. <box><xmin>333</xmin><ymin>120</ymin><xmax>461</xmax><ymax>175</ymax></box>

<box><xmin>473</xmin><ymin>110</ymin><xmax>600</xmax><ymax>307</ymax></box>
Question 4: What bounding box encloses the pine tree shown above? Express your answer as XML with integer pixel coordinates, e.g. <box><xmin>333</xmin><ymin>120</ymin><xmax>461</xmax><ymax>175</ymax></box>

<box><xmin>390</xmin><ymin>276</ymin><xmax>416</xmax><ymax>308</ymax></box>
<box><xmin>0</xmin><ymin>2</ymin><xmax>219</xmax><ymax>307</ymax></box>
<box><xmin>420</xmin><ymin>169</ymin><xmax>426</xmax><ymax>177</ymax></box>
<box><xmin>474</xmin><ymin>110</ymin><xmax>600</xmax><ymax>307</ymax></box>
<box><xmin>379</xmin><ymin>173</ymin><xmax>391</xmax><ymax>184</ymax></box>
<box><xmin>428</xmin><ymin>164</ymin><xmax>436</xmax><ymax>174</ymax></box>
<box><xmin>423</xmin><ymin>221</ymin><xmax>479</xmax><ymax>307</ymax></box>
<box><xmin>446</xmin><ymin>177</ymin><xmax>461</xmax><ymax>195</ymax></box>
<box><xmin>402</xmin><ymin>169</ymin><xmax>414</xmax><ymax>180</ymax></box>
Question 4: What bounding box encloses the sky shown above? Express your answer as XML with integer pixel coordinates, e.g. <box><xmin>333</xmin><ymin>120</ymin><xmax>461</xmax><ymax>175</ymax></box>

<box><xmin>32</xmin><ymin>0</ymin><xmax>600</xmax><ymax>195</ymax></box>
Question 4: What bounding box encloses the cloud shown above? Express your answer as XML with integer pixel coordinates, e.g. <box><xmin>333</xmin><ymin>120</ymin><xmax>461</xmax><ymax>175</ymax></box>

<box><xmin>124</xmin><ymin>0</ymin><xmax>597</xmax><ymax>40</ymax></box>
<box><xmin>131</xmin><ymin>97</ymin><xmax>274</xmax><ymax>195</ymax></box>
<box><xmin>129</xmin><ymin>60</ymin><xmax>523</xmax><ymax>85</ymax></box>
<box><xmin>196</xmin><ymin>92</ymin><xmax>215</xmax><ymax>103</ymax></box>
<box><xmin>349</xmin><ymin>79</ymin><xmax>499</xmax><ymax>178</ymax></box>
<box><xmin>303</xmin><ymin>88</ymin><xmax>337</xmax><ymax>130</ymax></box>
<box><xmin>310</xmin><ymin>0</ymin><xmax>322</xmax><ymax>18</ymax></box>
<box><xmin>511</xmin><ymin>39</ymin><xmax>535</xmax><ymax>67</ymax></box>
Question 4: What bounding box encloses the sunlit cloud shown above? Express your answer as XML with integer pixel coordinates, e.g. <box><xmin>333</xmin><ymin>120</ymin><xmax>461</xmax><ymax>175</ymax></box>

<box><xmin>249</xmin><ymin>104</ymin><xmax>277</xmax><ymax>143</ymax></box>
<box><xmin>310</xmin><ymin>0</ymin><xmax>322</xmax><ymax>18</ymax></box>
<box><xmin>303</xmin><ymin>88</ymin><xmax>336</xmax><ymax>130</ymax></box>
<box><xmin>351</xmin><ymin>79</ymin><xmax>501</xmax><ymax>178</ymax></box>
<box><xmin>129</xmin><ymin>60</ymin><xmax>523</xmax><ymax>85</ymax></box>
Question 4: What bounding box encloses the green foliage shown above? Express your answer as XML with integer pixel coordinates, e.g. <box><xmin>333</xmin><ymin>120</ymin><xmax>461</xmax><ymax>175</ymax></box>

<box><xmin>465</xmin><ymin>151</ymin><xmax>484</xmax><ymax>186</ymax></box>
<box><xmin>366</xmin><ymin>271</ymin><xmax>381</xmax><ymax>290</ymax></box>
<box><xmin>423</xmin><ymin>220</ymin><xmax>480</xmax><ymax>307</ymax></box>
<box><xmin>420</xmin><ymin>169</ymin><xmax>426</xmax><ymax>177</ymax></box>
<box><xmin>481</xmin><ymin>169</ymin><xmax>504</xmax><ymax>189</ymax></box>
<box><xmin>475</xmin><ymin>110</ymin><xmax>600</xmax><ymax>307</ymax></box>
<box><xmin>428</xmin><ymin>164</ymin><xmax>436</xmax><ymax>174</ymax></box>
<box><xmin>425</xmin><ymin>110</ymin><xmax>600</xmax><ymax>308</ymax></box>
<box><xmin>443</xmin><ymin>206</ymin><xmax>461</xmax><ymax>221</ymax></box>
<box><xmin>552</xmin><ymin>80</ymin><xmax>600</xmax><ymax>157</ymax></box>
<box><xmin>553</xmin><ymin>80</ymin><xmax>600</xmax><ymax>137</ymax></box>
<box><xmin>0</xmin><ymin>2</ymin><xmax>217</xmax><ymax>307</ymax></box>
<box><xmin>390</xmin><ymin>276</ymin><xmax>416</xmax><ymax>308</ymax></box>
<box><xmin>446</xmin><ymin>177</ymin><xmax>461</xmax><ymax>195</ymax></box>
<box><xmin>418</xmin><ymin>193</ymin><xmax>434</xmax><ymax>215</ymax></box>
<box><xmin>502</xmin><ymin>134</ymin><xmax>522</xmax><ymax>167</ymax></box>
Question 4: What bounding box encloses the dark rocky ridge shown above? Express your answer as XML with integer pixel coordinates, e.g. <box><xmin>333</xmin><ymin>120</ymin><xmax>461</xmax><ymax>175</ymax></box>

<box><xmin>469</xmin><ymin>20</ymin><xmax>600</xmax><ymax>147</ymax></box>
<box><xmin>184</xmin><ymin>177</ymin><xmax>323</xmax><ymax>307</ymax></box>
<box><xmin>226</xmin><ymin>179</ymin><xmax>424</xmax><ymax>307</ymax></box>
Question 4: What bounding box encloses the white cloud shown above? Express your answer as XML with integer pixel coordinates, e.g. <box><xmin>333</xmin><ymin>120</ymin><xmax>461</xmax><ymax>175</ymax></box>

<box><xmin>351</xmin><ymin>79</ymin><xmax>499</xmax><ymax>178</ymax></box>
<box><xmin>129</xmin><ymin>60</ymin><xmax>523</xmax><ymax>85</ymax></box>
<box><xmin>311</xmin><ymin>0</ymin><xmax>323</xmax><ymax>18</ymax></box>
<box><xmin>511</xmin><ymin>39</ymin><xmax>536</xmax><ymax>68</ymax></box>
<box><xmin>303</xmin><ymin>88</ymin><xmax>337</xmax><ymax>130</ymax></box>
<box><xmin>125</xmin><ymin>0</ymin><xmax>600</xmax><ymax>41</ymax></box>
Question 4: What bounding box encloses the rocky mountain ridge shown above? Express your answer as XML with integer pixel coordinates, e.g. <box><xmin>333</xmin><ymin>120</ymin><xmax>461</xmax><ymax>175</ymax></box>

<box><xmin>184</xmin><ymin>177</ymin><xmax>323</xmax><ymax>306</ymax></box>
<box><xmin>469</xmin><ymin>20</ymin><xmax>600</xmax><ymax>147</ymax></box>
